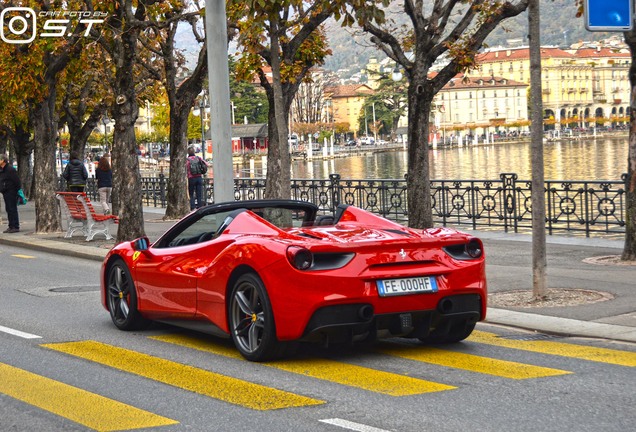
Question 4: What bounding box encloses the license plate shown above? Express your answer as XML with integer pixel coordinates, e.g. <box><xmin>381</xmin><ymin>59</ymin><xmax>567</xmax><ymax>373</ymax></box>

<box><xmin>376</xmin><ymin>276</ymin><xmax>438</xmax><ymax>297</ymax></box>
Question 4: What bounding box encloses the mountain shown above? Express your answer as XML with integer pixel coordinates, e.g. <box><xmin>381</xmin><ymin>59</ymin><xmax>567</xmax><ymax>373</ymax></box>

<box><xmin>322</xmin><ymin>0</ymin><xmax>611</xmax><ymax>74</ymax></box>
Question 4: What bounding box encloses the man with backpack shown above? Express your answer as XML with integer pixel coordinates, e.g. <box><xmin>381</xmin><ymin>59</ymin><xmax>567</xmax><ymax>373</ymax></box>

<box><xmin>186</xmin><ymin>146</ymin><xmax>208</xmax><ymax>210</ymax></box>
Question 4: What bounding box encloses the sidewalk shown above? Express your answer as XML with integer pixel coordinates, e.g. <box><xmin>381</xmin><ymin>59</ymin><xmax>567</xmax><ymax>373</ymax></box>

<box><xmin>2</xmin><ymin>202</ymin><xmax>635</xmax><ymax>344</ymax></box>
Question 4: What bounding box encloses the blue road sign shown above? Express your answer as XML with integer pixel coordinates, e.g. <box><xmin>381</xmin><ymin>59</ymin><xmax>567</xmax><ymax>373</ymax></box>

<box><xmin>585</xmin><ymin>0</ymin><xmax>633</xmax><ymax>31</ymax></box>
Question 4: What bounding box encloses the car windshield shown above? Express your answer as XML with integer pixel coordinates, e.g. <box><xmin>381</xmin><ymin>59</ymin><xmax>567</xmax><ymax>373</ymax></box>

<box><xmin>159</xmin><ymin>210</ymin><xmax>235</xmax><ymax>248</ymax></box>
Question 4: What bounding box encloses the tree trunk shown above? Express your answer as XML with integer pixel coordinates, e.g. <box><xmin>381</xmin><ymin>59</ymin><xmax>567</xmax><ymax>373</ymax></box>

<box><xmin>406</xmin><ymin>73</ymin><xmax>434</xmax><ymax>229</ymax></box>
<box><xmin>264</xmin><ymin>19</ymin><xmax>291</xmax><ymax>201</ymax></box>
<box><xmin>164</xmin><ymin>102</ymin><xmax>190</xmax><ymax>219</ymax></box>
<box><xmin>621</xmin><ymin>30</ymin><xmax>636</xmax><ymax>261</ymax></box>
<box><xmin>31</xmin><ymin>89</ymin><xmax>62</xmax><ymax>233</ymax></box>
<box><xmin>10</xmin><ymin>125</ymin><xmax>34</xmax><ymax>198</ymax></box>
<box><xmin>528</xmin><ymin>0</ymin><xmax>548</xmax><ymax>297</ymax></box>
<box><xmin>111</xmin><ymin>18</ymin><xmax>145</xmax><ymax>242</ymax></box>
<box><xmin>112</xmin><ymin>96</ymin><xmax>145</xmax><ymax>242</ymax></box>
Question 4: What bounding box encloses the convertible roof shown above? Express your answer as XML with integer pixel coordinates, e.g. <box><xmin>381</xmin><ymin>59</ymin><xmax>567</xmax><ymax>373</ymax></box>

<box><xmin>198</xmin><ymin>199</ymin><xmax>319</xmax><ymax>215</ymax></box>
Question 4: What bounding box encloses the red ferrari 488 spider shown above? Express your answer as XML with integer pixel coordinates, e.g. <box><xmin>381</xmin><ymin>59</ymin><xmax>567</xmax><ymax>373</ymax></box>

<box><xmin>101</xmin><ymin>200</ymin><xmax>487</xmax><ymax>361</ymax></box>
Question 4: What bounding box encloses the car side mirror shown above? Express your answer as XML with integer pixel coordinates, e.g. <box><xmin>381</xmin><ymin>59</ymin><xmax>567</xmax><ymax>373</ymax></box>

<box><xmin>133</xmin><ymin>237</ymin><xmax>151</xmax><ymax>252</ymax></box>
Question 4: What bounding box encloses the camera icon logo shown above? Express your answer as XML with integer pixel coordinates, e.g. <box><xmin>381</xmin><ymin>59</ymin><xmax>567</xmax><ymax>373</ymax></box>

<box><xmin>1</xmin><ymin>7</ymin><xmax>37</xmax><ymax>44</ymax></box>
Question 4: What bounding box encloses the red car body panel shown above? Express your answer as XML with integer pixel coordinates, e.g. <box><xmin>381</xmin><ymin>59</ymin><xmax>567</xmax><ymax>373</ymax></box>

<box><xmin>101</xmin><ymin>203</ymin><xmax>487</xmax><ymax>342</ymax></box>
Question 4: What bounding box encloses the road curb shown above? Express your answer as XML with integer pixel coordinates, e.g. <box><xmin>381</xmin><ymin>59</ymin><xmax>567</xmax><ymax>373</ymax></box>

<box><xmin>486</xmin><ymin>308</ymin><xmax>636</xmax><ymax>343</ymax></box>
<box><xmin>0</xmin><ymin>236</ymin><xmax>106</xmax><ymax>262</ymax></box>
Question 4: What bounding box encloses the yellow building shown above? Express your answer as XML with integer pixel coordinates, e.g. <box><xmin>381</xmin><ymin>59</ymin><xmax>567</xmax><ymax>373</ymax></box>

<box><xmin>324</xmin><ymin>84</ymin><xmax>374</xmax><ymax>138</ymax></box>
<box><xmin>476</xmin><ymin>46</ymin><xmax>630</xmax><ymax>127</ymax></box>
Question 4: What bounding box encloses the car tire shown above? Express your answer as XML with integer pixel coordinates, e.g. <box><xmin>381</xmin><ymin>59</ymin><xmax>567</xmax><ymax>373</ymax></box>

<box><xmin>106</xmin><ymin>259</ymin><xmax>150</xmax><ymax>331</ymax></box>
<box><xmin>418</xmin><ymin>320</ymin><xmax>476</xmax><ymax>344</ymax></box>
<box><xmin>228</xmin><ymin>272</ymin><xmax>287</xmax><ymax>361</ymax></box>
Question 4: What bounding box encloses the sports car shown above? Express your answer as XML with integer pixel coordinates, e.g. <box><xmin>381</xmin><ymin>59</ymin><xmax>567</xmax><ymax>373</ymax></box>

<box><xmin>101</xmin><ymin>200</ymin><xmax>487</xmax><ymax>361</ymax></box>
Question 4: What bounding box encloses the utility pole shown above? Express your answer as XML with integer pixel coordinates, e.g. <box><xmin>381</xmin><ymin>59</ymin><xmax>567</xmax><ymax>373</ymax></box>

<box><xmin>372</xmin><ymin>103</ymin><xmax>377</xmax><ymax>143</ymax></box>
<box><xmin>206</xmin><ymin>0</ymin><xmax>234</xmax><ymax>203</ymax></box>
<box><xmin>528</xmin><ymin>0</ymin><xmax>547</xmax><ymax>299</ymax></box>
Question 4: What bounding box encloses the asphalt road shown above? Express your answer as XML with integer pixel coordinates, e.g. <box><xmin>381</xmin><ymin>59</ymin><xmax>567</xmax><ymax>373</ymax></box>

<box><xmin>1</xmin><ymin>245</ymin><xmax>635</xmax><ymax>432</ymax></box>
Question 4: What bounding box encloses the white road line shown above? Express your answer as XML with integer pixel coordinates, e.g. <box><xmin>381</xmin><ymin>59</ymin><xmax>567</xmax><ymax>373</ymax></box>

<box><xmin>319</xmin><ymin>418</ymin><xmax>392</xmax><ymax>432</ymax></box>
<box><xmin>0</xmin><ymin>325</ymin><xmax>42</xmax><ymax>339</ymax></box>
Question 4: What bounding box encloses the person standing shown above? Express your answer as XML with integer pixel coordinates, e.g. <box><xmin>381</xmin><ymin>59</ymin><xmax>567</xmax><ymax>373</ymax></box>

<box><xmin>96</xmin><ymin>156</ymin><xmax>113</xmax><ymax>214</ymax></box>
<box><xmin>186</xmin><ymin>146</ymin><xmax>208</xmax><ymax>210</ymax></box>
<box><xmin>63</xmin><ymin>151</ymin><xmax>89</xmax><ymax>192</ymax></box>
<box><xmin>0</xmin><ymin>154</ymin><xmax>21</xmax><ymax>233</ymax></box>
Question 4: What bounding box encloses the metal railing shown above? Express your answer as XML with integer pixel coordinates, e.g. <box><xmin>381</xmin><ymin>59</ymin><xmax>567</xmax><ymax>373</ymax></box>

<box><xmin>73</xmin><ymin>172</ymin><xmax>627</xmax><ymax>237</ymax></box>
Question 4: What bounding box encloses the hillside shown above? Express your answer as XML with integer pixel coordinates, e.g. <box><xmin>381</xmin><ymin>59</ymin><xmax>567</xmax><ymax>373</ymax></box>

<box><xmin>323</xmin><ymin>0</ymin><xmax>610</xmax><ymax>75</ymax></box>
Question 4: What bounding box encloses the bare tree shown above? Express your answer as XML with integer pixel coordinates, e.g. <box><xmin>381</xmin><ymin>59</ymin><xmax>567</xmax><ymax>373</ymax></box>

<box><xmin>358</xmin><ymin>0</ymin><xmax>529</xmax><ymax>228</ymax></box>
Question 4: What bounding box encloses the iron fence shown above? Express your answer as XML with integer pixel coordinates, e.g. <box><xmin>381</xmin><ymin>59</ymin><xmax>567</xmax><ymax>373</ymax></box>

<box><xmin>74</xmin><ymin>172</ymin><xmax>627</xmax><ymax>237</ymax></box>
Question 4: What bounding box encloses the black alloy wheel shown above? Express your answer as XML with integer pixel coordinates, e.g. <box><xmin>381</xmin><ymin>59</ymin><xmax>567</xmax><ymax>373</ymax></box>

<box><xmin>106</xmin><ymin>259</ymin><xmax>149</xmax><ymax>330</ymax></box>
<box><xmin>229</xmin><ymin>273</ymin><xmax>286</xmax><ymax>361</ymax></box>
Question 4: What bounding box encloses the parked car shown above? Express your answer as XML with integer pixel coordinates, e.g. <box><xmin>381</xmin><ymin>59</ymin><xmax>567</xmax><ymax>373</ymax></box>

<box><xmin>360</xmin><ymin>136</ymin><xmax>375</xmax><ymax>145</ymax></box>
<box><xmin>101</xmin><ymin>200</ymin><xmax>487</xmax><ymax>361</ymax></box>
<box><xmin>344</xmin><ymin>139</ymin><xmax>358</xmax><ymax>146</ymax></box>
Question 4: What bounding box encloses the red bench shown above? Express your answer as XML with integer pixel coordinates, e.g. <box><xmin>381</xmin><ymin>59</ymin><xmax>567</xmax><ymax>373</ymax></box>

<box><xmin>56</xmin><ymin>192</ymin><xmax>119</xmax><ymax>241</ymax></box>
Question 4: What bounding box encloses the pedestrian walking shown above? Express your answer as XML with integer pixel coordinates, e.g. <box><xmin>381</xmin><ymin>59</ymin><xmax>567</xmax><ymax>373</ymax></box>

<box><xmin>96</xmin><ymin>156</ymin><xmax>113</xmax><ymax>214</ymax></box>
<box><xmin>0</xmin><ymin>153</ymin><xmax>21</xmax><ymax>233</ymax></box>
<box><xmin>186</xmin><ymin>146</ymin><xmax>208</xmax><ymax>210</ymax></box>
<box><xmin>62</xmin><ymin>151</ymin><xmax>89</xmax><ymax>192</ymax></box>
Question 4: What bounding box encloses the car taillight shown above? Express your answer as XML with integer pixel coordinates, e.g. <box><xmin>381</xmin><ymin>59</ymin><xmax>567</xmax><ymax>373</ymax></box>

<box><xmin>287</xmin><ymin>246</ymin><xmax>313</xmax><ymax>270</ymax></box>
<box><xmin>443</xmin><ymin>238</ymin><xmax>484</xmax><ymax>260</ymax></box>
<box><xmin>466</xmin><ymin>238</ymin><xmax>483</xmax><ymax>258</ymax></box>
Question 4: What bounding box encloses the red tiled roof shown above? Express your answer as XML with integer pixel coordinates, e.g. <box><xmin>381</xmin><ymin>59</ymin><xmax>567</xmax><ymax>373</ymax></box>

<box><xmin>574</xmin><ymin>47</ymin><xmax>630</xmax><ymax>58</ymax></box>
<box><xmin>443</xmin><ymin>76</ymin><xmax>527</xmax><ymax>90</ymax></box>
<box><xmin>324</xmin><ymin>84</ymin><xmax>373</xmax><ymax>98</ymax></box>
<box><xmin>477</xmin><ymin>47</ymin><xmax>574</xmax><ymax>62</ymax></box>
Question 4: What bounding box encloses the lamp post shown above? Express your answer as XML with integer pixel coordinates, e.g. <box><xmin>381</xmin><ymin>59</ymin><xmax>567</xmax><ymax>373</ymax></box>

<box><xmin>146</xmin><ymin>101</ymin><xmax>153</xmax><ymax>158</ymax></box>
<box><xmin>372</xmin><ymin>102</ymin><xmax>377</xmax><ymax>143</ymax></box>
<box><xmin>102</xmin><ymin>116</ymin><xmax>109</xmax><ymax>152</ymax></box>
<box><xmin>230</xmin><ymin>100</ymin><xmax>236</xmax><ymax>124</ymax></box>
<box><xmin>391</xmin><ymin>66</ymin><xmax>403</xmax><ymax>143</ymax></box>
<box><xmin>199</xmin><ymin>98</ymin><xmax>207</xmax><ymax>162</ymax></box>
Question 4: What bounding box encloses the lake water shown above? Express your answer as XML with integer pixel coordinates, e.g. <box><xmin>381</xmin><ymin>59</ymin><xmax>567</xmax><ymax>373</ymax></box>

<box><xmin>235</xmin><ymin>135</ymin><xmax>629</xmax><ymax>181</ymax></box>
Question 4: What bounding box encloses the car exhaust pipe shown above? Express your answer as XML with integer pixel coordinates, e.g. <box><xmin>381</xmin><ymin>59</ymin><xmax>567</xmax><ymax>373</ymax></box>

<box><xmin>358</xmin><ymin>305</ymin><xmax>374</xmax><ymax>320</ymax></box>
<box><xmin>439</xmin><ymin>298</ymin><xmax>454</xmax><ymax>314</ymax></box>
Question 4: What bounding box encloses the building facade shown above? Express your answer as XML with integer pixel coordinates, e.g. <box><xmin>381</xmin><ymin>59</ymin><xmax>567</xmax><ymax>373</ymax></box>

<box><xmin>475</xmin><ymin>45</ymin><xmax>630</xmax><ymax>128</ymax></box>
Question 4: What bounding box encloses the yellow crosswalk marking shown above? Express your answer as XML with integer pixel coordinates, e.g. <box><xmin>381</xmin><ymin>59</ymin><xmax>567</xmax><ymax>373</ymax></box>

<box><xmin>11</xmin><ymin>254</ymin><xmax>35</xmax><ymax>259</ymax></box>
<box><xmin>469</xmin><ymin>330</ymin><xmax>636</xmax><ymax>367</ymax></box>
<box><xmin>377</xmin><ymin>343</ymin><xmax>571</xmax><ymax>379</ymax></box>
<box><xmin>0</xmin><ymin>362</ymin><xmax>177</xmax><ymax>431</ymax></box>
<box><xmin>151</xmin><ymin>334</ymin><xmax>456</xmax><ymax>396</ymax></box>
<box><xmin>43</xmin><ymin>340</ymin><xmax>324</xmax><ymax>410</ymax></box>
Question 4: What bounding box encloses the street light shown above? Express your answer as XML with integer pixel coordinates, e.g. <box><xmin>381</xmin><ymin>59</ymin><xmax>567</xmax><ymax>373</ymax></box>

<box><xmin>102</xmin><ymin>115</ymin><xmax>109</xmax><ymax>152</ymax></box>
<box><xmin>392</xmin><ymin>66</ymin><xmax>403</xmax><ymax>82</ymax></box>
<box><xmin>146</xmin><ymin>101</ymin><xmax>153</xmax><ymax>158</ymax></box>
<box><xmin>372</xmin><ymin>102</ymin><xmax>377</xmax><ymax>143</ymax></box>
<box><xmin>194</xmin><ymin>97</ymin><xmax>209</xmax><ymax>162</ymax></box>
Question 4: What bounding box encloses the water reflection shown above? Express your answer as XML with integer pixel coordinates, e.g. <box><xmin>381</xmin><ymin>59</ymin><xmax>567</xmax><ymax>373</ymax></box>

<box><xmin>235</xmin><ymin>136</ymin><xmax>628</xmax><ymax>181</ymax></box>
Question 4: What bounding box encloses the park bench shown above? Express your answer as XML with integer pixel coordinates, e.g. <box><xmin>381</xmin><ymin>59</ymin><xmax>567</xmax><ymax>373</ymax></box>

<box><xmin>56</xmin><ymin>192</ymin><xmax>119</xmax><ymax>241</ymax></box>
